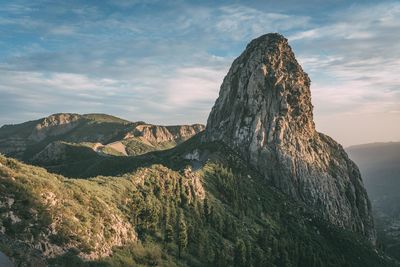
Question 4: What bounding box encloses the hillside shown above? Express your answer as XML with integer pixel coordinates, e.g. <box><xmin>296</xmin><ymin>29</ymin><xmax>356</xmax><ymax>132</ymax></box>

<box><xmin>347</xmin><ymin>142</ymin><xmax>400</xmax><ymax>260</ymax></box>
<box><xmin>0</xmin><ymin>113</ymin><xmax>204</xmax><ymax>176</ymax></box>
<box><xmin>0</xmin><ymin>139</ymin><xmax>396</xmax><ymax>266</ymax></box>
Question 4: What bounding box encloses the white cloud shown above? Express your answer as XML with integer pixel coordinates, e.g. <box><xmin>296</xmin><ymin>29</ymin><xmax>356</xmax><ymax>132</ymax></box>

<box><xmin>0</xmin><ymin>1</ymin><xmax>399</xmax><ymax>145</ymax></box>
<box><xmin>164</xmin><ymin>67</ymin><xmax>226</xmax><ymax>108</ymax></box>
<box><xmin>215</xmin><ymin>5</ymin><xmax>310</xmax><ymax>41</ymax></box>
<box><xmin>290</xmin><ymin>2</ymin><xmax>400</xmax><ymax>115</ymax></box>
<box><xmin>0</xmin><ymin>71</ymin><xmax>119</xmax><ymax>93</ymax></box>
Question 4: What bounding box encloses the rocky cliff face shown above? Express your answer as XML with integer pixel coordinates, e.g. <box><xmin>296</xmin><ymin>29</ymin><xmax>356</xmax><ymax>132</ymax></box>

<box><xmin>29</xmin><ymin>113</ymin><xmax>82</xmax><ymax>142</ymax></box>
<box><xmin>205</xmin><ymin>33</ymin><xmax>375</xmax><ymax>242</ymax></box>
<box><xmin>128</xmin><ymin>124</ymin><xmax>205</xmax><ymax>145</ymax></box>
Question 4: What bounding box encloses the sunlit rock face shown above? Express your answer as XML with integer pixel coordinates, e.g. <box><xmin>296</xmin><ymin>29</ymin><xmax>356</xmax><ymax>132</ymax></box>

<box><xmin>205</xmin><ymin>33</ymin><xmax>376</xmax><ymax>242</ymax></box>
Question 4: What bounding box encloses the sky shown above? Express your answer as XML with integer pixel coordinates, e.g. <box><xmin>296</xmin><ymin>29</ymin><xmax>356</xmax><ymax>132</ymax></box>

<box><xmin>0</xmin><ymin>0</ymin><xmax>399</xmax><ymax>147</ymax></box>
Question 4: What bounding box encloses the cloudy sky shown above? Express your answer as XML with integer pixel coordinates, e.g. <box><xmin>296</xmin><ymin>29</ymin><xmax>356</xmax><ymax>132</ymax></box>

<box><xmin>0</xmin><ymin>0</ymin><xmax>399</xmax><ymax>146</ymax></box>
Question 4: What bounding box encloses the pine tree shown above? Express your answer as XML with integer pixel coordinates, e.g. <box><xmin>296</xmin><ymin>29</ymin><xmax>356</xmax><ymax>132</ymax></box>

<box><xmin>165</xmin><ymin>223</ymin><xmax>174</xmax><ymax>243</ymax></box>
<box><xmin>177</xmin><ymin>213</ymin><xmax>188</xmax><ymax>258</ymax></box>
<box><xmin>169</xmin><ymin>202</ymin><xmax>177</xmax><ymax>225</ymax></box>
<box><xmin>254</xmin><ymin>246</ymin><xmax>265</xmax><ymax>267</ymax></box>
<box><xmin>245</xmin><ymin>239</ymin><xmax>253</xmax><ymax>267</ymax></box>
<box><xmin>234</xmin><ymin>239</ymin><xmax>247</xmax><ymax>267</ymax></box>
<box><xmin>203</xmin><ymin>197</ymin><xmax>210</xmax><ymax>222</ymax></box>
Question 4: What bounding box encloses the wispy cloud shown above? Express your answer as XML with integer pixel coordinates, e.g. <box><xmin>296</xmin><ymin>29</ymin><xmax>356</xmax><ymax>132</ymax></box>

<box><xmin>164</xmin><ymin>66</ymin><xmax>226</xmax><ymax>108</ymax></box>
<box><xmin>215</xmin><ymin>5</ymin><xmax>310</xmax><ymax>41</ymax></box>
<box><xmin>285</xmin><ymin>2</ymin><xmax>400</xmax><ymax>145</ymax></box>
<box><xmin>290</xmin><ymin>2</ymin><xmax>400</xmax><ymax>115</ymax></box>
<box><xmin>0</xmin><ymin>1</ymin><xmax>399</xmax><ymax>145</ymax></box>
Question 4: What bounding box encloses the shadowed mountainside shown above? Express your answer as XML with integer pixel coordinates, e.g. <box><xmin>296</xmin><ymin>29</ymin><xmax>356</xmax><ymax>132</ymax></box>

<box><xmin>347</xmin><ymin>142</ymin><xmax>400</xmax><ymax>261</ymax></box>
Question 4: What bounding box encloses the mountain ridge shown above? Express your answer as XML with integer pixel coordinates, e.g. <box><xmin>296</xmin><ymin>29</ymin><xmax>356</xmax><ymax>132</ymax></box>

<box><xmin>0</xmin><ymin>113</ymin><xmax>205</xmax><ymax>164</ymax></box>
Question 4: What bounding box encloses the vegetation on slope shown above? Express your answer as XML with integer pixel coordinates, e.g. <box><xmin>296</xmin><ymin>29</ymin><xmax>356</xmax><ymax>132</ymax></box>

<box><xmin>0</xmin><ymin>137</ymin><xmax>397</xmax><ymax>266</ymax></box>
<box><xmin>0</xmin><ymin>114</ymin><xmax>205</xmax><ymax>176</ymax></box>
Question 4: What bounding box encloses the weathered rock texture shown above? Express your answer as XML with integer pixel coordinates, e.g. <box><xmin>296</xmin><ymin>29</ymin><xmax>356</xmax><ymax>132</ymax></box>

<box><xmin>127</xmin><ymin>124</ymin><xmax>205</xmax><ymax>145</ymax></box>
<box><xmin>205</xmin><ymin>33</ymin><xmax>375</xmax><ymax>242</ymax></box>
<box><xmin>29</xmin><ymin>113</ymin><xmax>82</xmax><ymax>142</ymax></box>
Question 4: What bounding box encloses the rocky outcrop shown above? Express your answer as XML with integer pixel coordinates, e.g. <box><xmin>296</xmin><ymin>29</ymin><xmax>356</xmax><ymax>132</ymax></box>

<box><xmin>0</xmin><ymin>159</ymin><xmax>138</xmax><ymax>262</ymax></box>
<box><xmin>0</xmin><ymin>114</ymin><xmax>83</xmax><ymax>158</ymax></box>
<box><xmin>205</xmin><ymin>33</ymin><xmax>375</xmax><ymax>242</ymax></box>
<box><xmin>126</xmin><ymin>124</ymin><xmax>205</xmax><ymax>146</ymax></box>
<box><xmin>29</xmin><ymin>113</ymin><xmax>82</xmax><ymax>142</ymax></box>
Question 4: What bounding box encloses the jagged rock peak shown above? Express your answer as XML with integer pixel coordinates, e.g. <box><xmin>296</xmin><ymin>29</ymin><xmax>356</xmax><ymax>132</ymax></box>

<box><xmin>206</xmin><ymin>33</ymin><xmax>314</xmax><ymax>146</ymax></box>
<box><xmin>205</xmin><ymin>33</ymin><xmax>376</xmax><ymax>242</ymax></box>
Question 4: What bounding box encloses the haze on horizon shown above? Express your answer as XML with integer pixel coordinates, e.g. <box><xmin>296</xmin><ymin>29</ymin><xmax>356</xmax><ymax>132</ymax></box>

<box><xmin>0</xmin><ymin>0</ymin><xmax>399</xmax><ymax>147</ymax></box>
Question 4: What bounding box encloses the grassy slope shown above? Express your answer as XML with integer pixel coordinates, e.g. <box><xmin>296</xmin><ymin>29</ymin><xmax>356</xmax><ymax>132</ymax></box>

<box><xmin>0</xmin><ymin>136</ymin><xmax>397</xmax><ymax>266</ymax></box>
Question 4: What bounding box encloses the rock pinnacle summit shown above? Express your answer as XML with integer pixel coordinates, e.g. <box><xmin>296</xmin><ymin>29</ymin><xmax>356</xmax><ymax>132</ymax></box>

<box><xmin>205</xmin><ymin>33</ymin><xmax>376</xmax><ymax>242</ymax></box>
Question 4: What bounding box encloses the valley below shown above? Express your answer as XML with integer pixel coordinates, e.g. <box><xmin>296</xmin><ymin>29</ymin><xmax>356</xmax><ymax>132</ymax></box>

<box><xmin>347</xmin><ymin>142</ymin><xmax>400</xmax><ymax>261</ymax></box>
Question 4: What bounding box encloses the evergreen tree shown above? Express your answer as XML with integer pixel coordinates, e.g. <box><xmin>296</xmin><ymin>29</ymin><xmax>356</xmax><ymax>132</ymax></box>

<box><xmin>213</xmin><ymin>249</ymin><xmax>221</xmax><ymax>267</ymax></box>
<box><xmin>254</xmin><ymin>246</ymin><xmax>265</xmax><ymax>267</ymax></box>
<box><xmin>180</xmin><ymin>178</ymin><xmax>189</xmax><ymax>207</ymax></box>
<box><xmin>163</xmin><ymin>204</ymin><xmax>170</xmax><ymax>226</ymax></box>
<box><xmin>234</xmin><ymin>239</ymin><xmax>247</xmax><ymax>267</ymax></box>
<box><xmin>169</xmin><ymin>202</ymin><xmax>177</xmax><ymax>225</ymax></box>
<box><xmin>245</xmin><ymin>239</ymin><xmax>253</xmax><ymax>267</ymax></box>
<box><xmin>203</xmin><ymin>197</ymin><xmax>210</xmax><ymax>222</ymax></box>
<box><xmin>214</xmin><ymin>243</ymin><xmax>230</xmax><ymax>267</ymax></box>
<box><xmin>177</xmin><ymin>213</ymin><xmax>188</xmax><ymax>258</ymax></box>
<box><xmin>165</xmin><ymin>223</ymin><xmax>174</xmax><ymax>243</ymax></box>
<box><xmin>277</xmin><ymin>248</ymin><xmax>291</xmax><ymax>267</ymax></box>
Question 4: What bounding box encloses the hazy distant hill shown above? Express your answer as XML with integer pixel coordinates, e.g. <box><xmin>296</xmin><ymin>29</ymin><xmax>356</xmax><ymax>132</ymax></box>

<box><xmin>347</xmin><ymin>142</ymin><xmax>400</xmax><ymax>215</ymax></box>
<box><xmin>347</xmin><ymin>142</ymin><xmax>400</xmax><ymax>260</ymax></box>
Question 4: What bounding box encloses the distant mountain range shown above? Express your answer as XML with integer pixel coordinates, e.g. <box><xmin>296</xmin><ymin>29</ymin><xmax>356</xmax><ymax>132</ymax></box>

<box><xmin>347</xmin><ymin>142</ymin><xmax>400</xmax><ymax>260</ymax></box>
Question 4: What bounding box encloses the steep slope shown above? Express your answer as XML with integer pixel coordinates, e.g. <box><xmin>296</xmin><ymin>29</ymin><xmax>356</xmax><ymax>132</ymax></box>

<box><xmin>347</xmin><ymin>142</ymin><xmax>400</xmax><ymax>260</ymax></box>
<box><xmin>205</xmin><ymin>33</ymin><xmax>375</xmax><ymax>242</ymax></box>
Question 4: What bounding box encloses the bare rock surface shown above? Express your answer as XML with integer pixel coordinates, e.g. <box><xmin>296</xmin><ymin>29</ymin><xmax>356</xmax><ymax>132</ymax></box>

<box><xmin>205</xmin><ymin>33</ymin><xmax>375</xmax><ymax>242</ymax></box>
<box><xmin>128</xmin><ymin>124</ymin><xmax>205</xmax><ymax>146</ymax></box>
<box><xmin>29</xmin><ymin>113</ymin><xmax>82</xmax><ymax>142</ymax></box>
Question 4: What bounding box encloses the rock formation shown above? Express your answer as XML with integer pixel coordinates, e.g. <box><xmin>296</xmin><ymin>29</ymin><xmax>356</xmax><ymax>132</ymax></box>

<box><xmin>205</xmin><ymin>33</ymin><xmax>375</xmax><ymax>242</ymax></box>
<box><xmin>127</xmin><ymin>124</ymin><xmax>205</xmax><ymax>146</ymax></box>
<box><xmin>29</xmin><ymin>113</ymin><xmax>82</xmax><ymax>142</ymax></box>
